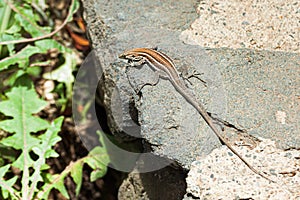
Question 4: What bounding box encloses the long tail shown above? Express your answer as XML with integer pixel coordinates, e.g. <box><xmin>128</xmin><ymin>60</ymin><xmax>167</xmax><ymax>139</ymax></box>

<box><xmin>171</xmin><ymin>80</ymin><xmax>275</xmax><ymax>183</ymax></box>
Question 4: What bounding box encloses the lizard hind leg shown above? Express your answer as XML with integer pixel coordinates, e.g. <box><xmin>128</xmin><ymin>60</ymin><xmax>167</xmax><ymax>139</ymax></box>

<box><xmin>180</xmin><ymin>68</ymin><xmax>207</xmax><ymax>87</ymax></box>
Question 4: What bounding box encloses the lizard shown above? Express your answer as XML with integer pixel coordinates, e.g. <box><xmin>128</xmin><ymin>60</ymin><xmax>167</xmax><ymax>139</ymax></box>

<box><xmin>119</xmin><ymin>47</ymin><xmax>275</xmax><ymax>183</ymax></box>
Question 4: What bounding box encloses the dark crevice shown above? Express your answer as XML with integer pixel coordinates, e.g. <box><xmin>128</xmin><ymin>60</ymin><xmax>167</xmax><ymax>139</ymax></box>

<box><xmin>186</xmin><ymin>192</ymin><xmax>200</xmax><ymax>199</ymax></box>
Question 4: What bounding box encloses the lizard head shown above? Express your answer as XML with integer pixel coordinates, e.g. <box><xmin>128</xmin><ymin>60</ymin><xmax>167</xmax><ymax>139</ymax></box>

<box><xmin>119</xmin><ymin>48</ymin><xmax>146</xmax><ymax>65</ymax></box>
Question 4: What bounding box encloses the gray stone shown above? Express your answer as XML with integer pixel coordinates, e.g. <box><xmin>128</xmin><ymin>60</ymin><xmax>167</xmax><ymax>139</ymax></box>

<box><xmin>81</xmin><ymin>0</ymin><xmax>300</xmax><ymax>199</ymax></box>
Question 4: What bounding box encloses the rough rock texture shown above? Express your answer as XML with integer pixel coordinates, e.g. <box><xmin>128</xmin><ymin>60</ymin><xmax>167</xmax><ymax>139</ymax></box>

<box><xmin>81</xmin><ymin>0</ymin><xmax>300</xmax><ymax>199</ymax></box>
<box><xmin>185</xmin><ymin>138</ymin><xmax>300</xmax><ymax>199</ymax></box>
<box><xmin>181</xmin><ymin>0</ymin><xmax>300</xmax><ymax>52</ymax></box>
<box><xmin>207</xmin><ymin>49</ymin><xmax>300</xmax><ymax>150</ymax></box>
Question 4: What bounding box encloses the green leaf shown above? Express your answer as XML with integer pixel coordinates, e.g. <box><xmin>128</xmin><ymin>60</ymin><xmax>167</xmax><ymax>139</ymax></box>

<box><xmin>39</xmin><ymin>159</ymin><xmax>84</xmax><ymax>199</ymax></box>
<box><xmin>26</xmin><ymin>65</ymin><xmax>42</xmax><ymax>77</ymax></box>
<box><xmin>1</xmin><ymin>176</ymin><xmax>18</xmax><ymax>199</ymax></box>
<box><xmin>0</xmin><ymin>45</ymin><xmax>40</xmax><ymax>70</ymax></box>
<box><xmin>52</xmin><ymin>174</ymin><xmax>70</xmax><ymax>199</ymax></box>
<box><xmin>0</xmin><ymin>164</ymin><xmax>10</xmax><ymax>178</ymax></box>
<box><xmin>43</xmin><ymin>51</ymin><xmax>76</xmax><ymax>101</ymax></box>
<box><xmin>70</xmin><ymin>161</ymin><xmax>83</xmax><ymax>196</ymax></box>
<box><xmin>0</xmin><ymin>0</ymin><xmax>81</xmax><ymax>198</ymax></box>
<box><xmin>85</xmin><ymin>147</ymin><xmax>110</xmax><ymax>168</ymax></box>
<box><xmin>3</xmin><ymin>69</ymin><xmax>26</xmax><ymax>87</ymax></box>
<box><xmin>37</xmin><ymin>174</ymin><xmax>53</xmax><ymax>199</ymax></box>
<box><xmin>43</xmin><ymin>51</ymin><xmax>75</xmax><ymax>83</ymax></box>
<box><xmin>5</xmin><ymin>21</ymin><xmax>21</xmax><ymax>34</ymax></box>
<box><xmin>90</xmin><ymin>168</ymin><xmax>106</xmax><ymax>182</ymax></box>
<box><xmin>0</xmin><ymin>75</ymin><xmax>50</xmax><ymax>198</ymax></box>
<box><xmin>83</xmin><ymin>131</ymin><xmax>110</xmax><ymax>182</ymax></box>
<box><xmin>14</xmin><ymin>4</ymin><xmax>51</xmax><ymax>37</ymax></box>
<box><xmin>37</xmin><ymin>130</ymin><xmax>109</xmax><ymax>199</ymax></box>
<box><xmin>0</xmin><ymin>33</ymin><xmax>22</xmax><ymax>55</ymax></box>
<box><xmin>85</xmin><ymin>146</ymin><xmax>109</xmax><ymax>182</ymax></box>
<box><xmin>29</xmin><ymin>117</ymin><xmax>64</xmax><ymax>199</ymax></box>
<box><xmin>0</xmin><ymin>165</ymin><xmax>18</xmax><ymax>199</ymax></box>
<box><xmin>35</xmin><ymin>39</ymin><xmax>69</xmax><ymax>53</ymax></box>
<box><xmin>68</xmin><ymin>0</ymin><xmax>80</xmax><ymax>23</ymax></box>
<box><xmin>33</xmin><ymin>116</ymin><xmax>63</xmax><ymax>159</ymax></box>
<box><xmin>84</xmin><ymin>131</ymin><xmax>110</xmax><ymax>181</ymax></box>
<box><xmin>0</xmin><ymin>38</ymin><xmax>73</xmax><ymax>72</ymax></box>
<box><xmin>0</xmin><ymin>76</ymin><xmax>49</xmax><ymax>152</ymax></box>
<box><xmin>39</xmin><ymin>169</ymin><xmax>70</xmax><ymax>199</ymax></box>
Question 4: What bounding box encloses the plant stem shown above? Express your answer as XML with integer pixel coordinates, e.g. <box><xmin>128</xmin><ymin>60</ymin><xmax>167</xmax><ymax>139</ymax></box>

<box><xmin>0</xmin><ymin>1</ymin><xmax>12</xmax><ymax>55</ymax></box>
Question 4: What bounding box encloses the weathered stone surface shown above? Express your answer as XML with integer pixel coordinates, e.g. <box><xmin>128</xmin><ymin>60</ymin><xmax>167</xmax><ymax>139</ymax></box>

<box><xmin>81</xmin><ymin>0</ymin><xmax>299</xmax><ymax>198</ymax></box>
<box><xmin>185</xmin><ymin>138</ymin><xmax>300</xmax><ymax>199</ymax></box>
<box><xmin>207</xmin><ymin>49</ymin><xmax>300</xmax><ymax>150</ymax></box>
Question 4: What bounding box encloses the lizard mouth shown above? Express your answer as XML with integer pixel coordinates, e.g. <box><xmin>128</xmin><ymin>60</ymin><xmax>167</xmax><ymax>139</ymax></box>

<box><xmin>118</xmin><ymin>53</ymin><xmax>126</xmax><ymax>59</ymax></box>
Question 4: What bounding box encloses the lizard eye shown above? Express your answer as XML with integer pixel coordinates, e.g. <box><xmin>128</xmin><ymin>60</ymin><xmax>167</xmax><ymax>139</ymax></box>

<box><xmin>130</xmin><ymin>56</ymin><xmax>142</xmax><ymax>62</ymax></box>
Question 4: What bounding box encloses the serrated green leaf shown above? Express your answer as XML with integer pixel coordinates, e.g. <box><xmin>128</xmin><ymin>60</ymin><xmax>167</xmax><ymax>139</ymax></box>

<box><xmin>0</xmin><ymin>117</ymin><xmax>48</xmax><ymax>147</ymax></box>
<box><xmin>12</xmin><ymin>151</ymin><xmax>35</xmax><ymax>170</ymax></box>
<box><xmin>0</xmin><ymin>76</ymin><xmax>49</xmax><ymax>152</ymax></box>
<box><xmin>28</xmin><ymin>117</ymin><xmax>64</xmax><ymax>199</ymax></box>
<box><xmin>4</xmin><ymin>177</ymin><xmax>18</xmax><ymax>199</ymax></box>
<box><xmin>0</xmin><ymin>45</ymin><xmax>40</xmax><ymax>71</ymax></box>
<box><xmin>0</xmin><ymin>77</ymin><xmax>47</xmax><ymax>115</ymax></box>
<box><xmin>0</xmin><ymin>0</ymin><xmax>81</xmax><ymax>198</ymax></box>
<box><xmin>70</xmin><ymin>161</ymin><xmax>83</xmax><ymax>196</ymax></box>
<box><xmin>37</xmin><ymin>167</ymin><xmax>70</xmax><ymax>199</ymax></box>
<box><xmin>38</xmin><ymin>130</ymin><xmax>110</xmax><ymax>198</ymax></box>
<box><xmin>0</xmin><ymin>76</ymin><xmax>50</xmax><ymax>199</ymax></box>
<box><xmin>37</xmin><ymin>173</ymin><xmax>54</xmax><ymax>199</ymax></box>
<box><xmin>33</xmin><ymin>116</ymin><xmax>63</xmax><ymax>159</ymax></box>
<box><xmin>53</xmin><ymin>175</ymin><xmax>70</xmax><ymax>199</ymax></box>
<box><xmin>1</xmin><ymin>176</ymin><xmax>18</xmax><ymax>199</ymax></box>
<box><xmin>0</xmin><ymin>165</ymin><xmax>18</xmax><ymax>199</ymax></box>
